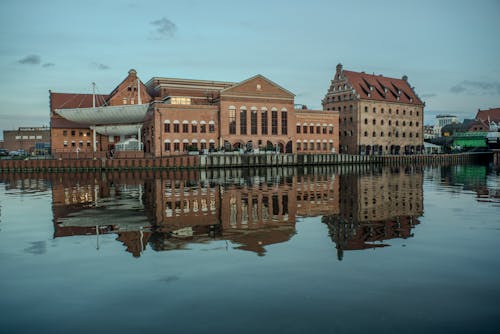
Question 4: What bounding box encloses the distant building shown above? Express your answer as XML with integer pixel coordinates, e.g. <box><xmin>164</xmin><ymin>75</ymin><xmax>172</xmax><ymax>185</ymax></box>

<box><xmin>323</xmin><ymin>64</ymin><xmax>424</xmax><ymax>155</ymax></box>
<box><xmin>434</xmin><ymin>114</ymin><xmax>458</xmax><ymax>135</ymax></box>
<box><xmin>2</xmin><ymin>126</ymin><xmax>50</xmax><ymax>153</ymax></box>
<box><xmin>475</xmin><ymin>107</ymin><xmax>500</xmax><ymax>130</ymax></box>
<box><xmin>423</xmin><ymin>125</ymin><xmax>435</xmax><ymax>139</ymax></box>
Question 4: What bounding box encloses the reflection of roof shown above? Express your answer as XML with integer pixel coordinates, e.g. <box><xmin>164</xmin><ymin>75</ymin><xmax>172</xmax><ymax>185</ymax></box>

<box><xmin>343</xmin><ymin>70</ymin><xmax>422</xmax><ymax>105</ymax></box>
<box><xmin>55</xmin><ymin>104</ymin><xmax>149</xmax><ymax>125</ymax></box>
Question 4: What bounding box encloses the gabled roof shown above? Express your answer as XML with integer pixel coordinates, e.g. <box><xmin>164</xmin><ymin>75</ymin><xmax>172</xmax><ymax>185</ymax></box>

<box><xmin>476</xmin><ymin>107</ymin><xmax>500</xmax><ymax>124</ymax></box>
<box><xmin>342</xmin><ymin>70</ymin><xmax>423</xmax><ymax>106</ymax></box>
<box><xmin>221</xmin><ymin>74</ymin><xmax>295</xmax><ymax>98</ymax></box>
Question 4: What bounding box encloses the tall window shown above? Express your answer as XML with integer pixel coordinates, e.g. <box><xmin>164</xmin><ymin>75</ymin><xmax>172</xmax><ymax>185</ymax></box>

<box><xmin>174</xmin><ymin>142</ymin><xmax>180</xmax><ymax>151</ymax></box>
<box><xmin>251</xmin><ymin>110</ymin><xmax>257</xmax><ymax>134</ymax></box>
<box><xmin>261</xmin><ymin>110</ymin><xmax>268</xmax><ymax>135</ymax></box>
<box><xmin>296</xmin><ymin>125</ymin><xmax>301</xmax><ymax>134</ymax></box>
<box><xmin>191</xmin><ymin>124</ymin><xmax>197</xmax><ymax>133</ymax></box>
<box><xmin>164</xmin><ymin>123</ymin><xmax>170</xmax><ymax>132</ymax></box>
<box><xmin>209</xmin><ymin>123</ymin><xmax>215</xmax><ymax>133</ymax></box>
<box><xmin>281</xmin><ymin>110</ymin><xmax>287</xmax><ymax>135</ymax></box>
<box><xmin>182</xmin><ymin>123</ymin><xmax>189</xmax><ymax>133</ymax></box>
<box><xmin>164</xmin><ymin>142</ymin><xmax>171</xmax><ymax>151</ymax></box>
<box><xmin>271</xmin><ymin>109</ymin><xmax>278</xmax><ymax>135</ymax></box>
<box><xmin>201</xmin><ymin>123</ymin><xmax>206</xmax><ymax>133</ymax></box>
<box><xmin>240</xmin><ymin>109</ymin><xmax>247</xmax><ymax>135</ymax></box>
<box><xmin>229</xmin><ymin>108</ymin><xmax>236</xmax><ymax>134</ymax></box>
<box><xmin>174</xmin><ymin>123</ymin><xmax>179</xmax><ymax>133</ymax></box>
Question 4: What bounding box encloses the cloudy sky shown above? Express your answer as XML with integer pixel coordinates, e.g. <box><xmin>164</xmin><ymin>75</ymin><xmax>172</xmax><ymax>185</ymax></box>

<box><xmin>1</xmin><ymin>0</ymin><xmax>499</xmax><ymax>138</ymax></box>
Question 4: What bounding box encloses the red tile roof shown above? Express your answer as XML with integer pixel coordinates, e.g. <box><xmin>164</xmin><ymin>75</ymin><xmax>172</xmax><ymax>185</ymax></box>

<box><xmin>343</xmin><ymin>70</ymin><xmax>423</xmax><ymax>105</ymax></box>
<box><xmin>476</xmin><ymin>107</ymin><xmax>500</xmax><ymax>123</ymax></box>
<box><xmin>50</xmin><ymin>92</ymin><xmax>109</xmax><ymax>128</ymax></box>
<box><xmin>49</xmin><ymin>92</ymin><xmax>108</xmax><ymax>112</ymax></box>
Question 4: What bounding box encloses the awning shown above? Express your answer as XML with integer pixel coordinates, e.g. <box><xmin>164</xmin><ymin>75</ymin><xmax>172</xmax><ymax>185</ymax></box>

<box><xmin>55</xmin><ymin>104</ymin><xmax>149</xmax><ymax>125</ymax></box>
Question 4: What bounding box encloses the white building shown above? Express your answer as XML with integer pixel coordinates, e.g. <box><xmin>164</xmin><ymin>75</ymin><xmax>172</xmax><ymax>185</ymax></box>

<box><xmin>434</xmin><ymin>115</ymin><xmax>458</xmax><ymax>136</ymax></box>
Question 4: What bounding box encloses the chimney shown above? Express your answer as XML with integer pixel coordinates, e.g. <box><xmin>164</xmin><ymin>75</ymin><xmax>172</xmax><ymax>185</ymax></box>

<box><xmin>336</xmin><ymin>63</ymin><xmax>343</xmax><ymax>74</ymax></box>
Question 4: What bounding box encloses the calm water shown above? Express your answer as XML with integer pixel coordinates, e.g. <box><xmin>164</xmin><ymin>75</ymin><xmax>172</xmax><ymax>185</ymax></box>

<box><xmin>0</xmin><ymin>164</ymin><xmax>499</xmax><ymax>334</ymax></box>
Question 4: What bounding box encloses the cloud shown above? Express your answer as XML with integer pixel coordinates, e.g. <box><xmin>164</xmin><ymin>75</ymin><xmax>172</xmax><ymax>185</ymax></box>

<box><xmin>150</xmin><ymin>17</ymin><xmax>177</xmax><ymax>38</ymax></box>
<box><xmin>420</xmin><ymin>93</ymin><xmax>437</xmax><ymax>98</ymax></box>
<box><xmin>18</xmin><ymin>54</ymin><xmax>41</xmax><ymax>65</ymax></box>
<box><xmin>42</xmin><ymin>62</ymin><xmax>55</xmax><ymax>68</ymax></box>
<box><xmin>450</xmin><ymin>80</ymin><xmax>500</xmax><ymax>95</ymax></box>
<box><xmin>92</xmin><ymin>62</ymin><xmax>110</xmax><ymax>70</ymax></box>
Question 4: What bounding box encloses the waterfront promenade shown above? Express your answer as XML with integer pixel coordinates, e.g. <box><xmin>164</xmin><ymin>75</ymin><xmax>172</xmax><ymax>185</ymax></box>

<box><xmin>0</xmin><ymin>152</ymin><xmax>491</xmax><ymax>173</ymax></box>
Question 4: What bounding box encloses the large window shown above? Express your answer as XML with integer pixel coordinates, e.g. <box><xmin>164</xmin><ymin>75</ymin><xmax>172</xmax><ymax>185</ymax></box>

<box><xmin>229</xmin><ymin>108</ymin><xmax>236</xmax><ymax>134</ymax></box>
<box><xmin>182</xmin><ymin>123</ymin><xmax>189</xmax><ymax>133</ymax></box>
<box><xmin>272</xmin><ymin>109</ymin><xmax>278</xmax><ymax>135</ymax></box>
<box><xmin>191</xmin><ymin>124</ymin><xmax>197</xmax><ymax>133</ymax></box>
<box><xmin>240</xmin><ymin>108</ymin><xmax>247</xmax><ymax>135</ymax></box>
<box><xmin>173</xmin><ymin>123</ymin><xmax>179</xmax><ymax>133</ymax></box>
<box><xmin>281</xmin><ymin>110</ymin><xmax>287</xmax><ymax>135</ymax></box>
<box><xmin>164</xmin><ymin>142</ymin><xmax>171</xmax><ymax>151</ymax></box>
<box><xmin>164</xmin><ymin>123</ymin><xmax>170</xmax><ymax>132</ymax></box>
<box><xmin>251</xmin><ymin>110</ymin><xmax>257</xmax><ymax>134</ymax></box>
<box><xmin>261</xmin><ymin>109</ymin><xmax>268</xmax><ymax>135</ymax></box>
<box><xmin>209</xmin><ymin>122</ymin><xmax>215</xmax><ymax>133</ymax></box>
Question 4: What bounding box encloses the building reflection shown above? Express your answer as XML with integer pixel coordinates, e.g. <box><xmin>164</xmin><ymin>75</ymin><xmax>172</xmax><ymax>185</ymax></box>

<box><xmin>45</xmin><ymin>165</ymin><xmax>426</xmax><ymax>258</ymax></box>
<box><xmin>323</xmin><ymin>166</ymin><xmax>423</xmax><ymax>260</ymax></box>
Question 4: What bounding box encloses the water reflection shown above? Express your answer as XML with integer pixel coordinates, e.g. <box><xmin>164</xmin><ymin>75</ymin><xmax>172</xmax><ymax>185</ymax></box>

<box><xmin>323</xmin><ymin>166</ymin><xmax>423</xmax><ymax>260</ymax></box>
<box><xmin>4</xmin><ymin>163</ymin><xmax>495</xmax><ymax>258</ymax></box>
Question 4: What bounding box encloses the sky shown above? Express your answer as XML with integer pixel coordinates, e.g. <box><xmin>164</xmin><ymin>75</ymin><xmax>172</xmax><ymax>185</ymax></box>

<box><xmin>1</xmin><ymin>0</ymin><xmax>499</xmax><ymax>139</ymax></box>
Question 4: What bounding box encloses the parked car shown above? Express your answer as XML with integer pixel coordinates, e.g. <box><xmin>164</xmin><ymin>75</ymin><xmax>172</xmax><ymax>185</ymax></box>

<box><xmin>9</xmin><ymin>149</ymin><xmax>26</xmax><ymax>157</ymax></box>
<box><xmin>0</xmin><ymin>149</ymin><xmax>9</xmax><ymax>156</ymax></box>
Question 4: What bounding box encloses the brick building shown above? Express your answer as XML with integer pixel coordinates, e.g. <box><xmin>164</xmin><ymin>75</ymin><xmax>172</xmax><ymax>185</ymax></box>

<box><xmin>52</xmin><ymin>70</ymin><xmax>339</xmax><ymax>157</ymax></box>
<box><xmin>2</xmin><ymin>126</ymin><xmax>50</xmax><ymax>153</ymax></box>
<box><xmin>323</xmin><ymin>64</ymin><xmax>424</xmax><ymax>155</ymax></box>
<box><xmin>50</xmin><ymin>69</ymin><xmax>152</xmax><ymax>158</ymax></box>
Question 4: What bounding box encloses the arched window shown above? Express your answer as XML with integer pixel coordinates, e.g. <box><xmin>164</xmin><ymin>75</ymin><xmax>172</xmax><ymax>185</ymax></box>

<box><xmin>381</xmin><ymin>131</ymin><xmax>384</xmax><ymax>137</ymax></box>
<box><xmin>372</xmin><ymin>131</ymin><xmax>376</xmax><ymax>137</ymax></box>
<box><xmin>381</xmin><ymin>120</ymin><xmax>384</xmax><ymax>125</ymax></box>
<box><xmin>365</xmin><ymin>106</ymin><xmax>368</xmax><ymax>112</ymax></box>
<box><xmin>364</xmin><ymin>131</ymin><xmax>368</xmax><ymax>137</ymax></box>
<box><xmin>251</xmin><ymin>108</ymin><xmax>258</xmax><ymax>135</ymax></box>
<box><xmin>229</xmin><ymin>106</ymin><xmax>236</xmax><ymax>134</ymax></box>
<box><xmin>240</xmin><ymin>107</ymin><xmax>247</xmax><ymax>135</ymax></box>
<box><xmin>261</xmin><ymin>108</ymin><xmax>268</xmax><ymax>135</ymax></box>
<box><xmin>364</xmin><ymin>118</ymin><xmax>368</xmax><ymax>124</ymax></box>
<box><xmin>372</xmin><ymin>119</ymin><xmax>376</xmax><ymax>125</ymax></box>
<box><xmin>271</xmin><ymin>108</ymin><xmax>278</xmax><ymax>135</ymax></box>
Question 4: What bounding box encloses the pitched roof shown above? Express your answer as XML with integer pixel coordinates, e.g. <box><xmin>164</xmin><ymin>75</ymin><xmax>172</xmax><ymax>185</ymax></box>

<box><xmin>50</xmin><ymin>92</ymin><xmax>108</xmax><ymax>112</ymax></box>
<box><xmin>221</xmin><ymin>74</ymin><xmax>295</xmax><ymax>98</ymax></box>
<box><xmin>476</xmin><ymin>107</ymin><xmax>500</xmax><ymax>123</ymax></box>
<box><xmin>342</xmin><ymin>70</ymin><xmax>423</xmax><ymax>105</ymax></box>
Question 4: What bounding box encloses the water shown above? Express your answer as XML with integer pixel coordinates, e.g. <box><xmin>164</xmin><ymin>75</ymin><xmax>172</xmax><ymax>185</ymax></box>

<box><xmin>0</xmin><ymin>165</ymin><xmax>499</xmax><ymax>334</ymax></box>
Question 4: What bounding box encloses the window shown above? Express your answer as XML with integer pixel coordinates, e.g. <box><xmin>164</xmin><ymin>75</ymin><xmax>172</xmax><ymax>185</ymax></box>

<box><xmin>364</xmin><ymin>131</ymin><xmax>368</xmax><ymax>137</ymax></box>
<box><xmin>182</xmin><ymin>123</ymin><xmax>189</xmax><ymax>133</ymax></box>
<box><xmin>309</xmin><ymin>142</ymin><xmax>314</xmax><ymax>150</ymax></box>
<box><xmin>251</xmin><ymin>110</ymin><xmax>258</xmax><ymax>134</ymax></box>
<box><xmin>209</xmin><ymin>123</ymin><xmax>215</xmax><ymax>133</ymax></box>
<box><xmin>372</xmin><ymin>119</ymin><xmax>376</xmax><ymax>125</ymax></box>
<box><xmin>174</xmin><ymin>124</ymin><xmax>179</xmax><ymax>133</ymax></box>
<box><xmin>328</xmin><ymin>126</ymin><xmax>333</xmax><ymax>134</ymax></box>
<box><xmin>317</xmin><ymin>142</ymin><xmax>321</xmax><ymax>150</ymax></box>
<box><xmin>402</xmin><ymin>132</ymin><xmax>406</xmax><ymax>138</ymax></box>
<box><xmin>174</xmin><ymin>142</ymin><xmax>180</xmax><ymax>151</ymax></box>
<box><xmin>381</xmin><ymin>131</ymin><xmax>384</xmax><ymax>137</ymax></box>
<box><xmin>303</xmin><ymin>125</ymin><xmax>307</xmax><ymax>134</ymax></box>
<box><xmin>372</xmin><ymin>131</ymin><xmax>376</xmax><ymax>137</ymax></box>
<box><xmin>71</xmin><ymin>141</ymin><xmax>76</xmax><ymax>147</ymax></box>
<box><xmin>63</xmin><ymin>130</ymin><xmax>67</xmax><ymax>136</ymax></box>
<box><xmin>63</xmin><ymin>141</ymin><xmax>68</xmax><ymax>147</ymax></box>
<box><xmin>396</xmin><ymin>121</ymin><xmax>399</xmax><ymax>126</ymax></box>
<box><xmin>416</xmin><ymin>133</ymin><xmax>419</xmax><ymax>138</ymax></box>
<box><xmin>403</xmin><ymin>110</ymin><xmax>406</xmax><ymax>115</ymax></box>
<box><xmin>297</xmin><ymin>142</ymin><xmax>301</xmax><ymax>150</ymax></box>
<box><xmin>183</xmin><ymin>143</ymin><xmax>189</xmax><ymax>152</ymax></box>
<box><xmin>373</xmin><ymin>107</ymin><xmax>376</xmax><ymax>113</ymax></box>
<box><xmin>164</xmin><ymin>123</ymin><xmax>170</xmax><ymax>132</ymax></box>
<box><xmin>381</xmin><ymin>108</ymin><xmax>384</xmax><ymax>114</ymax></box>
<box><xmin>296</xmin><ymin>125</ymin><xmax>301</xmax><ymax>134</ymax></box>
<box><xmin>309</xmin><ymin>125</ymin><xmax>314</xmax><ymax>134</ymax></box>
<box><xmin>389</xmin><ymin>120</ymin><xmax>392</xmax><ymax>126</ymax></box>
<box><xmin>170</xmin><ymin>97</ymin><xmax>191</xmax><ymax>105</ymax></box>
<box><xmin>281</xmin><ymin>110</ymin><xmax>288</xmax><ymax>135</ymax></box>
<box><xmin>200</xmin><ymin>124</ymin><xmax>206</xmax><ymax>133</ymax></box>
<box><xmin>322</xmin><ymin>142</ymin><xmax>327</xmax><ymax>150</ymax></box>
<box><xmin>381</xmin><ymin>120</ymin><xmax>384</xmax><ymax>125</ymax></box>
<box><xmin>322</xmin><ymin>126</ymin><xmax>326</xmax><ymax>134</ymax></box>
<box><xmin>396</xmin><ymin>109</ymin><xmax>399</xmax><ymax>115</ymax></box>
<box><xmin>229</xmin><ymin>108</ymin><xmax>236</xmax><ymax>134</ymax></box>
<box><xmin>87</xmin><ymin>142</ymin><xmax>91</xmax><ymax>147</ymax></box>
<box><xmin>350</xmin><ymin>105</ymin><xmax>353</xmax><ymax>112</ymax></box>
<box><xmin>303</xmin><ymin>142</ymin><xmax>307</xmax><ymax>151</ymax></box>
<box><xmin>416</xmin><ymin>122</ymin><xmax>419</xmax><ymax>126</ymax></box>
<box><xmin>261</xmin><ymin>110</ymin><xmax>268</xmax><ymax>135</ymax></box>
<box><xmin>240</xmin><ymin>109</ymin><xmax>247</xmax><ymax>135</ymax></box>
<box><xmin>316</xmin><ymin>126</ymin><xmax>321</xmax><ymax>133</ymax></box>
<box><xmin>389</xmin><ymin>109</ymin><xmax>392</xmax><ymax>114</ymax></box>
<box><xmin>79</xmin><ymin>141</ymin><xmax>83</xmax><ymax>147</ymax></box>
<box><xmin>192</xmin><ymin>124</ymin><xmax>197</xmax><ymax>133</ymax></box>
<box><xmin>71</xmin><ymin>130</ymin><xmax>75</xmax><ymax>136</ymax></box>
<box><xmin>271</xmin><ymin>109</ymin><xmax>278</xmax><ymax>135</ymax></box>
<box><xmin>365</xmin><ymin>106</ymin><xmax>368</xmax><ymax>112</ymax></box>
<box><xmin>409</xmin><ymin>121</ymin><xmax>413</xmax><ymax>126</ymax></box>
<box><xmin>403</xmin><ymin>121</ymin><xmax>406</xmax><ymax>126</ymax></box>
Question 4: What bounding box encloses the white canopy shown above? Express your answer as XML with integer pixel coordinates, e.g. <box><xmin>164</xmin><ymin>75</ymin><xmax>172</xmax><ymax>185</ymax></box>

<box><xmin>55</xmin><ymin>104</ymin><xmax>149</xmax><ymax>125</ymax></box>
<box><xmin>91</xmin><ymin>124</ymin><xmax>142</xmax><ymax>136</ymax></box>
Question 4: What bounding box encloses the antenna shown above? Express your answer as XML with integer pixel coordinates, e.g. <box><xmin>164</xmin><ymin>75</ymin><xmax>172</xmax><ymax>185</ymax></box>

<box><xmin>92</xmin><ymin>82</ymin><xmax>96</xmax><ymax>108</ymax></box>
